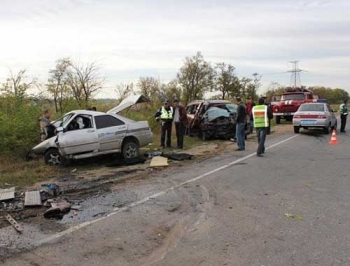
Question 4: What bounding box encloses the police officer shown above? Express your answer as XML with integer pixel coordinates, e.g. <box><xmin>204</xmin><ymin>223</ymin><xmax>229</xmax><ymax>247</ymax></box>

<box><xmin>252</xmin><ymin>98</ymin><xmax>273</xmax><ymax>157</ymax></box>
<box><xmin>339</xmin><ymin>99</ymin><xmax>348</xmax><ymax>133</ymax></box>
<box><xmin>155</xmin><ymin>100</ymin><xmax>173</xmax><ymax>148</ymax></box>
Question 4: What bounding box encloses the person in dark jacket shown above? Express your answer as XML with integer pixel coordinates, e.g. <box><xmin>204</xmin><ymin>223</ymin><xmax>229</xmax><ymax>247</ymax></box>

<box><xmin>173</xmin><ymin>99</ymin><xmax>188</xmax><ymax>149</ymax></box>
<box><xmin>235</xmin><ymin>97</ymin><xmax>247</xmax><ymax>151</ymax></box>
<box><xmin>155</xmin><ymin>101</ymin><xmax>173</xmax><ymax>148</ymax></box>
<box><xmin>339</xmin><ymin>99</ymin><xmax>348</xmax><ymax>132</ymax></box>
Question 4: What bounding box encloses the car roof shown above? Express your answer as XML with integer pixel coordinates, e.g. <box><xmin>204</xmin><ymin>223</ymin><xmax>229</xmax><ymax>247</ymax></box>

<box><xmin>66</xmin><ymin>110</ymin><xmax>106</xmax><ymax>116</ymax></box>
<box><xmin>300</xmin><ymin>102</ymin><xmax>325</xmax><ymax>105</ymax></box>
<box><xmin>187</xmin><ymin>100</ymin><xmax>232</xmax><ymax>105</ymax></box>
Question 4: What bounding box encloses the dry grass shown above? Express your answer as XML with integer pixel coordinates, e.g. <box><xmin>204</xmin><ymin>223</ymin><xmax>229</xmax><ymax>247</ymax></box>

<box><xmin>0</xmin><ymin>156</ymin><xmax>65</xmax><ymax>188</ymax></box>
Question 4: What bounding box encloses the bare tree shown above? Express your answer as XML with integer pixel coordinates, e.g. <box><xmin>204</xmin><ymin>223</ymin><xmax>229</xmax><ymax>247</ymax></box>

<box><xmin>115</xmin><ymin>82</ymin><xmax>135</xmax><ymax>102</ymax></box>
<box><xmin>66</xmin><ymin>61</ymin><xmax>104</xmax><ymax>108</ymax></box>
<box><xmin>137</xmin><ymin>77</ymin><xmax>160</xmax><ymax>100</ymax></box>
<box><xmin>1</xmin><ymin>69</ymin><xmax>36</xmax><ymax>99</ymax></box>
<box><xmin>47</xmin><ymin>58</ymin><xmax>71</xmax><ymax>112</ymax></box>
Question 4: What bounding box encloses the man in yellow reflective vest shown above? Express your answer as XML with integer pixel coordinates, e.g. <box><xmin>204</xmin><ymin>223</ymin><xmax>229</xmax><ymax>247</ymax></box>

<box><xmin>155</xmin><ymin>100</ymin><xmax>174</xmax><ymax>148</ymax></box>
<box><xmin>252</xmin><ymin>98</ymin><xmax>273</xmax><ymax>157</ymax></box>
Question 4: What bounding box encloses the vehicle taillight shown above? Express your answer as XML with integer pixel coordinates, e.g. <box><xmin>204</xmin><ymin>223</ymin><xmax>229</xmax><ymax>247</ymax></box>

<box><xmin>294</xmin><ymin>114</ymin><xmax>300</xmax><ymax>118</ymax></box>
<box><xmin>318</xmin><ymin>115</ymin><xmax>327</xmax><ymax>119</ymax></box>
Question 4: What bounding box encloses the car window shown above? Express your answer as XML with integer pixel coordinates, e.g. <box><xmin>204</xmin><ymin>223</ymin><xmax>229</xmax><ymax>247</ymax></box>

<box><xmin>67</xmin><ymin>115</ymin><xmax>93</xmax><ymax>131</ymax></box>
<box><xmin>187</xmin><ymin>104</ymin><xmax>199</xmax><ymax>115</ymax></box>
<box><xmin>95</xmin><ymin>115</ymin><xmax>125</xmax><ymax>129</ymax></box>
<box><xmin>299</xmin><ymin>104</ymin><xmax>325</xmax><ymax>112</ymax></box>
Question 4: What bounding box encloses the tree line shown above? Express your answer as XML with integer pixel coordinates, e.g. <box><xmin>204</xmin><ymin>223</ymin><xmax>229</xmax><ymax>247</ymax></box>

<box><xmin>1</xmin><ymin>52</ymin><xmax>262</xmax><ymax>113</ymax></box>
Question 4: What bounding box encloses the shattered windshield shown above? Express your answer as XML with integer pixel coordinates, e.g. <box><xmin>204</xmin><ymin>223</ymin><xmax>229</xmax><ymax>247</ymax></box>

<box><xmin>225</xmin><ymin>104</ymin><xmax>238</xmax><ymax>113</ymax></box>
<box><xmin>53</xmin><ymin>113</ymin><xmax>75</xmax><ymax>128</ymax></box>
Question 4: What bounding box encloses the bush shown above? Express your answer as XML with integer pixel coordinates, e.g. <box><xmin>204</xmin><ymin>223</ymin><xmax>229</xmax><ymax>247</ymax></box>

<box><xmin>0</xmin><ymin>97</ymin><xmax>42</xmax><ymax>156</ymax></box>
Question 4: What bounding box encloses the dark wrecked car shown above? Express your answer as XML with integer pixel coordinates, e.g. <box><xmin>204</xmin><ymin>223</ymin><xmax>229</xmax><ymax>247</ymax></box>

<box><xmin>186</xmin><ymin>100</ymin><xmax>238</xmax><ymax>140</ymax></box>
<box><xmin>31</xmin><ymin>95</ymin><xmax>153</xmax><ymax>166</ymax></box>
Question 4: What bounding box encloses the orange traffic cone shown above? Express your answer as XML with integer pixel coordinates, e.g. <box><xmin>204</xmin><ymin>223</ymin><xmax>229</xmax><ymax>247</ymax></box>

<box><xmin>329</xmin><ymin>130</ymin><xmax>338</xmax><ymax>145</ymax></box>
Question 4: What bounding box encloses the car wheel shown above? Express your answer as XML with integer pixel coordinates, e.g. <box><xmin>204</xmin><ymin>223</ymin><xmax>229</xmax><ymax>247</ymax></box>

<box><xmin>324</xmin><ymin>125</ymin><xmax>330</xmax><ymax>134</ymax></box>
<box><xmin>122</xmin><ymin>141</ymin><xmax>140</xmax><ymax>159</ymax></box>
<box><xmin>293</xmin><ymin>126</ymin><xmax>300</xmax><ymax>134</ymax></box>
<box><xmin>276</xmin><ymin>116</ymin><xmax>281</xmax><ymax>124</ymax></box>
<box><xmin>44</xmin><ymin>148</ymin><xmax>62</xmax><ymax>166</ymax></box>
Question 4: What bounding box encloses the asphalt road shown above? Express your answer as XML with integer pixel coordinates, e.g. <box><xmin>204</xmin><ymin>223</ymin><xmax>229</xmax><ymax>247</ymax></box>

<box><xmin>2</xmin><ymin>126</ymin><xmax>350</xmax><ymax>266</ymax></box>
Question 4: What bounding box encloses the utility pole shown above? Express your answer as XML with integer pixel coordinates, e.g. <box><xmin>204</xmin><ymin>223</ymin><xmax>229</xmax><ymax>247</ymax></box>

<box><xmin>287</xmin><ymin>61</ymin><xmax>303</xmax><ymax>89</ymax></box>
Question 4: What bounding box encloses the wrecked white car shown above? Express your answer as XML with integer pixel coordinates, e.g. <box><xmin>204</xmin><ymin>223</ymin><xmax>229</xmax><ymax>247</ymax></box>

<box><xmin>32</xmin><ymin>95</ymin><xmax>153</xmax><ymax>165</ymax></box>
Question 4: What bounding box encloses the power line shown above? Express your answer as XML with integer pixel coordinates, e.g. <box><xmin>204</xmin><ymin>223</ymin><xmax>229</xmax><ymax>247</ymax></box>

<box><xmin>287</xmin><ymin>61</ymin><xmax>306</xmax><ymax>88</ymax></box>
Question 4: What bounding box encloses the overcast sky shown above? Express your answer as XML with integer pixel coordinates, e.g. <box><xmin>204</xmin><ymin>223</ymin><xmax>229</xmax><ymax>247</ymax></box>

<box><xmin>0</xmin><ymin>0</ymin><xmax>349</xmax><ymax>98</ymax></box>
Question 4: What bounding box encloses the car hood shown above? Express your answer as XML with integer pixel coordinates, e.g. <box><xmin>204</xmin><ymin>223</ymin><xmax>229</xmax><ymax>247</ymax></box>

<box><xmin>107</xmin><ymin>94</ymin><xmax>148</xmax><ymax>114</ymax></box>
<box><xmin>32</xmin><ymin>137</ymin><xmax>57</xmax><ymax>154</ymax></box>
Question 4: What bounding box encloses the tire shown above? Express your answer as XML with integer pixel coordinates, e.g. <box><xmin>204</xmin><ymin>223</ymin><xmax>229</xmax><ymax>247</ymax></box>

<box><xmin>44</xmin><ymin>148</ymin><xmax>62</xmax><ymax>166</ymax></box>
<box><xmin>324</xmin><ymin>125</ymin><xmax>330</xmax><ymax>134</ymax></box>
<box><xmin>122</xmin><ymin>141</ymin><xmax>140</xmax><ymax>159</ymax></box>
<box><xmin>276</xmin><ymin>116</ymin><xmax>281</xmax><ymax>124</ymax></box>
<box><xmin>294</xmin><ymin>126</ymin><xmax>300</xmax><ymax>134</ymax></box>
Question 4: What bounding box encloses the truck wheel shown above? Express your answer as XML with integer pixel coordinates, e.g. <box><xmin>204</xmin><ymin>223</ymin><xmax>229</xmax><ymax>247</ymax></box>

<box><xmin>276</xmin><ymin>116</ymin><xmax>281</xmax><ymax>124</ymax></box>
<box><xmin>122</xmin><ymin>141</ymin><xmax>140</xmax><ymax>159</ymax></box>
<box><xmin>293</xmin><ymin>126</ymin><xmax>300</xmax><ymax>134</ymax></box>
<box><xmin>44</xmin><ymin>148</ymin><xmax>62</xmax><ymax>166</ymax></box>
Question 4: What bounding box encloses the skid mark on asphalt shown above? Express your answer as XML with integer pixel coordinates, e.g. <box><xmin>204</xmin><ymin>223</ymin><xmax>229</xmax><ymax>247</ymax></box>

<box><xmin>36</xmin><ymin>134</ymin><xmax>299</xmax><ymax>247</ymax></box>
<box><xmin>135</xmin><ymin>184</ymin><xmax>215</xmax><ymax>265</ymax></box>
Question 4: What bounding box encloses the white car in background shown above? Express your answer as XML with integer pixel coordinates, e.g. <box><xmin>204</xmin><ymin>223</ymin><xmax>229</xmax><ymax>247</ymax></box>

<box><xmin>32</xmin><ymin>95</ymin><xmax>153</xmax><ymax>165</ymax></box>
<box><xmin>293</xmin><ymin>102</ymin><xmax>337</xmax><ymax>134</ymax></box>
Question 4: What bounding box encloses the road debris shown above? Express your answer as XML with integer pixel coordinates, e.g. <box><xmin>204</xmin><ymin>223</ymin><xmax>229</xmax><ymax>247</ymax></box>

<box><xmin>284</xmin><ymin>213</ymin><xmax>303</xmax><ymax>220</ymax></box>
<box><xmin>24</xmin><ymin>191</ymin><xmax>42</xmax><ymax>206</ymax></box>
<box><xmin>150</xmin><ymin>156</ymin><xmax>169</xmax><ymax>167</ymax></box>
<box><xmin>41</xmin><ymin>183</ymin><xmax>59</xmax><ymax>197</ymax></box>
<box><xmin>0</xmin><ymin>187</ymin><xmax>15</xmax><ymax>201</ymax></box>
<box><xmin>144</xmin><ymin>151</ymin><xmax>163</xmax><ymax>158</ymax></box>
<box><xmin>163</xmin><ymin>153</ymin><xmax>193</xmax><ymax>161</ymax></box>
<box><xmin>5</xmin><ymin>214</ymin><xmax>22</xmax><ymax>233</ymax></box>
<box><xmin>44</xmin><ymin>199</ymin><xmax>72</xmax><ymax>219</ymax></box>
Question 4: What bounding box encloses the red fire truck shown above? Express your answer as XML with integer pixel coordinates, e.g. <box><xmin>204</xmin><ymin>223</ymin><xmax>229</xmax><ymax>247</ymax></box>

<box><xmin>271</xmin><ymin>87</ymin><xmax>319</xmax><ymax>124</ymax></box>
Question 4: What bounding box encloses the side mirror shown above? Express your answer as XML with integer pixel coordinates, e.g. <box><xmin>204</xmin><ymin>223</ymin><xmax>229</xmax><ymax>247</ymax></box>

<box><xmin>56</xmin><ymin>127</ymin><xmax>66</xmax><ymax>133</ymax></box>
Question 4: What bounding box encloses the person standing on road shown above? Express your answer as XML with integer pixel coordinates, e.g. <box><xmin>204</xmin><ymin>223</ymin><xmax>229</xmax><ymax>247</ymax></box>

<box><xmin>236</xmin><ymin>97</ymin><xmax>247</xmax><ymax>151</ymax></box>
<box><xmin>339</xmin><ymin>99</ymin><xmax>348</xmax><ymax>133</ymax></box>
<box><xmin>252</xmin><ymin>98</ymin><xmax>273</xmax><ymax>157</ymax></box>
<box><xmin>155</xmin><ymin>100</ymin><xmax>173</xmax><ymax>148</ymax></box>
<box><xmin>39</xmin><ymin>109</ymin><xmax>51</xmax><ymax>141</ymax></box>
<box><xmin>173</xmin><ymin>99</ymin><xmax>188</xmax><ymax>149</ymax></box>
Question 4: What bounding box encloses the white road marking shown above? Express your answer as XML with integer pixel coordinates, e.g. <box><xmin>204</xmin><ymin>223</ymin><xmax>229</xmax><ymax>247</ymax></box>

<box><xmin>36</xmin><ymin>134</ymin><xmax>299</xmax><ymax>246</ymax></box>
